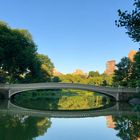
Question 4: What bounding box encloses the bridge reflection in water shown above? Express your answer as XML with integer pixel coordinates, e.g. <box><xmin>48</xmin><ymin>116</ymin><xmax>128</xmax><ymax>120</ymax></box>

<box><xmin>0</xmin><ymin>100</ymin><xmax>139</xmax><ymax>118</ymax></box>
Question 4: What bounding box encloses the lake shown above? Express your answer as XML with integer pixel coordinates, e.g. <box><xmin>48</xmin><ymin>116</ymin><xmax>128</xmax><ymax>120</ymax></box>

<box><xmin>0</xmin><ymin>89</ymin><xmax>139</xmax><ymax>140</ymax></box>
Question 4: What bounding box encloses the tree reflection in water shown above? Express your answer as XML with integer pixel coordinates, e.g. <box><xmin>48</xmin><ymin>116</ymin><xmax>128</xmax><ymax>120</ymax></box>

<box><xmin>0</xmin><ymin>115</ymin><xmax>51</xmax><ymax>140</ymax></box>
<box><xmin>110</xmin><ymin>115</ymin><xmax>140</xmax><ymax>140</ymax></box>
<box><xmin>12</xmin><ymin>89</ymin><xmax>112</xmax><ymax>110</ymax></box>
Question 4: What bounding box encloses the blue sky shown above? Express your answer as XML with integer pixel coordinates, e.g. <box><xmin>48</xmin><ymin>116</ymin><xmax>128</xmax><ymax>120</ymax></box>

<box><xmin>0</xmin><ymin>0</ymin><xmax>139</xmax><ymax>73</ymax></box>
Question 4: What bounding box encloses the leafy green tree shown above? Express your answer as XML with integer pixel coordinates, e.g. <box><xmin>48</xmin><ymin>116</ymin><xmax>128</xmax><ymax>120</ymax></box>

<box><xmin>102</xmin><ymin>80</ymin><xmax>107</xmax><ymax>86</ymax></box>
<box><xmin>0</xmin><ymin>21</ymin><xmax>55</xmax><ymax>83</ymax></box>
<box><xmin>113</xmin><ymin>57</ymin><xmax>134</xmax><ymax>87</ymax></box>
<box><xmin>116</xmin><ymin>0</ymin><xmax>140</xmax><ymax>42</ymax></box>
<box><xmin>88</xmin><ymin>77</ymin><xmax>103</xmax><ymax>86</ymax></box>
<box><xmin>27</xmin><ymin>54</ymin><xmax>54</xmax><ymax>82</ymax></box>
<box><xmin>59</xmin><ymin>73</ymin><xmax>112</xmax><ymax>86</ymax></box>
<box><xmin>59</xmin><ymin>74</ymin><xmax>88</xmax><ymax>84</ymax></box>
<box><xmin>134</xmin><ymin>50</ymin><xmax>140</xmax><ymax>86</ymax></box>
<box><xmin>0</xmin><ymin>69</ymin><xmax>7</xmax><ymax>83</ymax></box>
<box><xmin>0</xmin><ymin>21</ymin><xmax>38</xmax><ymax>83</ymax></box>
<box><xmin>0</xmin><ymin>115</ymin><xmax>51</xmax><ymax>140</ymax></box>
<box><xmin>115</xmin><ymin>0</ymin><xmax>140</xmax><ymax>87</ymax></box>
<box><xmin>37</xmin><ymin>54</ymin><xmax>54</xmax><ymax>77</ymax></box>
<box><xmin>113</xmin><ymin>115</ymin><xmax>140</xmax><ymax>140</ymax></box>
<box><xmin>52</xmin><ymin>76</ymin><xmax>61</xmax><ymax>82</ymax></box>
<box><xmin>23</xmin><ymin>54</ymin><xmax>54</xmax><ymax>83</ymax></box>
<box><xmin>88</xmin><ymin>71</ymin><xmax>100</xmax><ymax>77</ymax></box>
<box><xmin>22</xmin><ymin>57</ymin><xmax>43</xmax><ymax>83</ymax></box>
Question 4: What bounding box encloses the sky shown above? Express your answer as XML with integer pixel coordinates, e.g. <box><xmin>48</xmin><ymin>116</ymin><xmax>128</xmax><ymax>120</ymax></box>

<box><xmin>0</xmin><ymin>0</ymin><xmax>139</xmax><ymax>74</ymax></box>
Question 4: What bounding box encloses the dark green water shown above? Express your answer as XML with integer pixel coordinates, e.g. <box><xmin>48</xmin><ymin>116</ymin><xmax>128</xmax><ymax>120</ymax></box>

<box><xmin>0</xmin><ymin>89</ymin><xmax>139</xmax><ymax>140</ymax></box>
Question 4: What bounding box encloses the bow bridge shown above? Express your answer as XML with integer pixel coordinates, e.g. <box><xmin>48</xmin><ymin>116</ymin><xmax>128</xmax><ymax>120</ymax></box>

<box><xmin>0</xmin><ymin>83</ymin><xmax>139</xmax><ymax>101</ymax></box>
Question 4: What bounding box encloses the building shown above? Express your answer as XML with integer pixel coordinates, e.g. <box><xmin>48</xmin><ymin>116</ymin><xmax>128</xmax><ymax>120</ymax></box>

<box><xmin>128</xmin><ymin>50</ymin><xmax>137</xmax><ymax>62</ymax></box>
<box><xmin>105</xmin><ymin>60</ymin><xmax>116</xmax><ymax>75</ymax></box>
<box><xmin>72</xmin><ymin>69</ymin><xmax>87</xmax><ymax>76</ymax></box>
<box><xmin>106</xmin><ymin>116</ymin><xmax>115</xmax><ymax>128</ymax></box>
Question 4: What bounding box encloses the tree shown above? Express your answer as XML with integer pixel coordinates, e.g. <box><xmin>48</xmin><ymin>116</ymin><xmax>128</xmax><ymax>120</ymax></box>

<box><xmin>52</xmin><ymin>76</ymin><xmax>61</xmax><ymax>82</ymax></box>
<box><xmin>0</xmin><ymin>115</ymin><xmax>51</xmax><ymax>140</ymax></box>
<box><xmin>0</xmin><ymin>21</ymin><xmax>38</xmax><ymax>83</ymax></box>
<box><xmin>23</xmin><ymin>54</ymin><xmax>54</xmax><ymax>83</ymax></box>
<box><xmin>88</xmin><ymin>71</ymin><xmax>100</xmax><ymax>77</ymax></box>
<box><xmin>0</xmin><ymin>21</ymin><xmax>55</xmax><ymax>83</ymax></box>
<box><xmin>102</xmin><ymin>80</ymin><xmax>107</xmax><ymax>86</ymax></box>
<box><xmin>59</xmin><ymin>72</ymin><xmax>112</xmax><ymax>86</ymax></box>
<box><xmin>116</xmin><ymin>0</ymin><xmax>140</xmax><ymax>42</ymax></box>
<box><xmin>115</xmin><ymin>0</ymin><xmax>140</xmax><ymax>87</ymax></box>
<box><xmin>113</xmin><ymin>57</ymin><xmax>134</xmax><ymax>87</ymax></box>
<box><xmin>134</xmin><ymin>50</ymin><xmax>140</xmax><ymax>86</ymax></box>
<box><xmin>113</xmin><ymin>115</ymin><xmax>140</xmax><ymax>140</ymax></box>
<box><xmin>37</xmin><ymin>54</ymin><xmax>54</xmax><ymax>77</ymax></box>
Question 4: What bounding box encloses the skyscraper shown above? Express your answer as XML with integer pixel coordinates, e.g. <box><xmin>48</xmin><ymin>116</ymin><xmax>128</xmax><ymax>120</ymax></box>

<box><xmin>105</xmin><ymin>60</ymin><xmax>116</xmax><ymax>75</ymax></box>
<box><xmin>128</xmin><ymin>50</ymin><xmax>137</xmax><ymax>62</ymax></box>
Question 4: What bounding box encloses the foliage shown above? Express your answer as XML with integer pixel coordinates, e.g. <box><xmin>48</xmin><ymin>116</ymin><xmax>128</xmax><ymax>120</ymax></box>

<box><xmin>52</xmin><ymin>76</ymin><xmax>61</xmax><ymax>82</ymax></box>
<box><xmin>116</xmin><ymin>0</ymin><xmax>140</xmax><ymax>42</ymax></box>
<box><xmin>134</xmin><ymin>50</ymin><xmax>140</xmax><ymax>86</ymax></box>
<box><xmin>88</xmin><ymin>71</ymin><xmax>100</xmax><ymax>77</ymax></box>
<box><xmin>115</xmin><ymin>0</ymin><xmax>140</xmax><ymax>87</ymax></box>
<box><xmin>37</xmin><ymin>54</ymin><xmax>54</xmax><ymax>77</ymax></box>
<box><xmin>0</xmin><ymin>21</ymin><xmax>38</xmax><ymax>83</ymax></box>
<box><xmin>0</xmin><ymin>115</ymin><xmax>51</xmax><ymax>140</ymax></box>
<box><xmin>12</xmin><ymin>89</ymin><xmax>111</xmax><ymax>110</ymax></box>
<box><xmin>23</xmin><ymin>54</ymin><xmax>54</xmax><ymax>83</ymax></box>
<box><xmin>59</xmin><ymin>73</ymin><xmax>113</xmax><ymax>86</ymax></box>
<box><xmin>113</xmin><ymin>57</ymin><xmax>135</xmax><ymax>87</ymax></box>
<box><xmin>0</xmin><ymin>21</ymin><xmax>54</xmax><ymax>83</ymax></box>
<box><xmin>113</xmin><ymin>115</ymin><xmax>140</xmax><ymax>140</ymax></box>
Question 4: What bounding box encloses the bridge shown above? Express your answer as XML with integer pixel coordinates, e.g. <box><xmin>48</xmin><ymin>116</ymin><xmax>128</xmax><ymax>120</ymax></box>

<box><xmin>0</xmin><ymin>100</ymin><xmax>140</xmax><ymax>118</ymax></box>
<box><xmin>0</xmin><ymin>83</ymin><xmax>140</xmax><ymax>101</ymax></box>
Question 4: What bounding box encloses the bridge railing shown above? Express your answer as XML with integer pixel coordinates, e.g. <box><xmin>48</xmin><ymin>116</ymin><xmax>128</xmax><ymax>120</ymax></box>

<box><xmin>7</xmin><ymin>83</ymin><xmax>117</xmax><ymax>90</ymax></box>
<box><xmin>118</xmin><ymin>87</ymin><xmax>138</xmax><ymax>93</ymax></box>
<box><xmin>0</xmin><ymin>84</ymin><xmax>10</xmax><ymax>89</ymax></box>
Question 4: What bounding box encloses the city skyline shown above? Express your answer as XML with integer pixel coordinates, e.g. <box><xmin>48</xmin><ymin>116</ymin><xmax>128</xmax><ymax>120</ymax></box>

<box><xmin>0</xmin><ymin>0</ymin><xmax>139</xmax><ymax>73</ymax></box>
<box><xmin>53</xmin><ymin>49</ymin><xmax>137</xmax><ymax>75</ymax></box>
